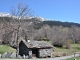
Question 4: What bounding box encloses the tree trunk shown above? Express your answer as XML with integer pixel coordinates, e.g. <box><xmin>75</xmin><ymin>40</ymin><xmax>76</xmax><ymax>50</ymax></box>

<box><xmin>16</xmin><ymin>44</ymin><xmax>19</xmax><ymax>57</ymax></box>
<box><xmin>16</xmin><ymin>25</ymin><xmax>20</xmax><ymax>57</ymax></box>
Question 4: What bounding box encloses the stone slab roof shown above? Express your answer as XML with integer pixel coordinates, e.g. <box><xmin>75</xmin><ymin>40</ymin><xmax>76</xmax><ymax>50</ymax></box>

<box><xmin>20</xmin><ymin>40</ymin><xmax>53</xmax><ymax>49</ymax></box>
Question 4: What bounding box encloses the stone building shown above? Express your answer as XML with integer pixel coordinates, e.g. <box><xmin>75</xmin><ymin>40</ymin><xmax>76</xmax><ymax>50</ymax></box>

<box><xmin>19</xmin><ymin>40</ymin><xmax>53</xmax><ymax>58</ymax></box>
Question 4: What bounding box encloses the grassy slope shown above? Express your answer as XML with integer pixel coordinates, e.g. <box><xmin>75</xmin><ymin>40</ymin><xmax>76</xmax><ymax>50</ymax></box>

<box><xmin>0</xmin><ymin>42</ymin><xmax>80</xmax><ymax>56</ymax></box>
<box><xmin>0</xmin><ymin>45</ymin><xmax>16</xmax><ymax>54</ymax></box>
<box><xmin>54</xmin><ymin>43</ymin><xmax>80</xmax><ymax>55</ymax></box>
<box><xmin>66</xmin><ymin>57</ymin><xmax>80</xmax><ymax>60</ymax></box>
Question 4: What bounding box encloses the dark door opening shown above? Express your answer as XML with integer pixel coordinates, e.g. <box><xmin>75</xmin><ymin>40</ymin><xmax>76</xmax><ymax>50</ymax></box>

<box><xmin>32</xmin><ymin>49</ymin><xmax>39</xmax><ymax>58</ymax></box>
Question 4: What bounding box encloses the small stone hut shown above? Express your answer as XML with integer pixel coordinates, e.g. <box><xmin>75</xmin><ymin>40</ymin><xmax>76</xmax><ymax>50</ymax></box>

<box><xmin>19</xmin><ymin>40</ymin><xmax>53</xmax><ymax>58</ymax></box>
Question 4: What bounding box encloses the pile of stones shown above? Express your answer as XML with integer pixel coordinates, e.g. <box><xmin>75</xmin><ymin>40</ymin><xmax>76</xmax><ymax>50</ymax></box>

<box><xmin>0</xmin><ymin>52</ymin><xmax>29</xmax><ymax>59</ymax></box>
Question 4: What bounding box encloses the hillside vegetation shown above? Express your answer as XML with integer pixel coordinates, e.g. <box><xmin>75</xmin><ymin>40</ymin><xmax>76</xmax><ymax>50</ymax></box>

<box><xmin>0</xmin><ymin>17</ymin><xmax>80</xmax><ymax>49</ymax></box>
<box><xmin>42</xmin><ymin>21</ymin><xmax>80</xmax><ymax>27</ymax></box>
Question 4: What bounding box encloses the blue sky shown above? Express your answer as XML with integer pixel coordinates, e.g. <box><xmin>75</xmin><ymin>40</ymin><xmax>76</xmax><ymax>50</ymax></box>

<box><xmin>0</xmin><ymin>0</ymin><xmax>80</xmax><ymax>23</ymax></box>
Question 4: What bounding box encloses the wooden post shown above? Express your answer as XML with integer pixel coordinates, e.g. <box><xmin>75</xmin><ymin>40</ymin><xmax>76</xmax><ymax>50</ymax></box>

<box><xmin>79</xmin><ymin>53</ymin><xmax>80</xmax><ymax>57</ymax></box>
<box><xmin>74</xmin><ymin>53</ymin><xmax>76</xmax><ymax>60</ymax></box>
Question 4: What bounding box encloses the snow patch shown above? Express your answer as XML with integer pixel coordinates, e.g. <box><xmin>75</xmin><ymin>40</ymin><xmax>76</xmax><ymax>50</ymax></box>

<box><xmin>0</xmin><ymin>12</ymin><xmax>46</xmax><ymax>21</ymax></box>
<box><xmin>0</xmin><ymin>12</ymin><xmax>11</xmax><ymax>17</ymax></box>
<box><xmin>34</xmin><ymin>16</ymin><xmax>46</xmax><ymax>21</ymax></box>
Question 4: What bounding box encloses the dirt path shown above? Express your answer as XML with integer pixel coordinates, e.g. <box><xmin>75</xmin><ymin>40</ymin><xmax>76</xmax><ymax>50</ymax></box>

<box><xmin>0</xmin><ymin>54</ymin><xmax>79</xmax><ymax>60</ymax></box>
<box><xmin>45</xmin><ymin>54</ymin><xmax>80</xmax><ymax>60</ymax></box>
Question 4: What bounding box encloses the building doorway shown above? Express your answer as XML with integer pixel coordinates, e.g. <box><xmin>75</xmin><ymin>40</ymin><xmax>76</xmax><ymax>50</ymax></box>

<box><xmin>32</xmin><ymin>49</ymin><xmax>39</xmax><ymax>58</ymax></box>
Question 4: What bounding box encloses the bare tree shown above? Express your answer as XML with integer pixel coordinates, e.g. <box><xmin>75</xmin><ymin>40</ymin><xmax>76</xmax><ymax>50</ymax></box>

<box><xmin>51</xmin><ymin>26</ymin><xmax>69</xmax><ymax>47</ymax></box>
<box><xmin>70</xmin><ymin>25</ymin><xmax>80</xmax><ymax>43</ymax></box>
<box><xmin>33</xmin><ymin>25</ymin><xmax>51</xmax><ymax>41</ymax></box>
<box><xmin>10</xmin><ymin>3</ymin><xmax>34</xmax><ymax>57</ymax></box>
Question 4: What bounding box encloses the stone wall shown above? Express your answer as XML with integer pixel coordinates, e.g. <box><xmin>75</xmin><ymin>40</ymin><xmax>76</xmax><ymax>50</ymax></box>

<box><xmin>19</xmin><ymin>41</ymin><xmax>29</xmax><ymax>56</ymax></box>
<box><xmin>0</xmin><ymin>52</ymin><xmax>29</xmax><ymax>59</ymax></box>
<box><xmin>39</xmin><ymin>48</ymin><xmax>52</xmax><ymax>58</ymax></box>
<box><xmin>28</xmin><ymin>49</ymin><xmax>32</xmax><ymax>58</ymax></box>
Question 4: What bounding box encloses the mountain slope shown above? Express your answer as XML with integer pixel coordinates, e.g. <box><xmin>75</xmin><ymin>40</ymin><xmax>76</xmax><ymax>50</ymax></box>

<box><xmin>42</xmin><ymin>21</ymin><xmax>80</xmax><ymax>27</ymax></box>
<box><xmin>0</xmin><ymin>12</ymin><xmax>80</xmax><ymax>28</ymax></box>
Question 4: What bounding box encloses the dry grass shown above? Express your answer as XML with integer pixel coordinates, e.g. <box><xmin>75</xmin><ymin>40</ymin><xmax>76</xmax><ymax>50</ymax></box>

<box><xmin>54</xmin><ymin>43</ymin><xmax>80</xmax><ymax>56</ymax></box>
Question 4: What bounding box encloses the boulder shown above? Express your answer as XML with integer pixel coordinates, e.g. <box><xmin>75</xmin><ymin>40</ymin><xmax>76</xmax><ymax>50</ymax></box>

<box><xmin>22</xmin><ymin>55</ymin><xmax>29</xmax><ymax>59</ymax></box>
<box><xmin>25</xmin><ymin>55</ymin><xmax>28</xmax><ymax>59</ymax></box>
<box><xmin>5</xmin><ymin>52</ymin><xmax>11</xmax><ymax>58</ymax></box>
<box><xmin>0</xmin><ymin>54</ymin><xmax>1</xmax><ymax>58</ymax></box>
<box><xmin>10</xmin><ymin>52</ymin><xmax>16</xmax><ymax>58</ymax></box>
<box><xmin>28</xmin><ymin>55</ymin><xmax>32</xmax><ymax>59</ymax></box>
<box><xmin>17</xmin><ymin>55</ymin><xmax>22</xmax><ymax>59</ymax></box>
<box><xmin>1</xmin><ymin>52</ymin><xmax>7</xmax><ymax>58</ymax></box>
<box><xmin>22</xmin><ymin>54</ymin><xmax>26</xmax><ymax>59</ymax></box>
